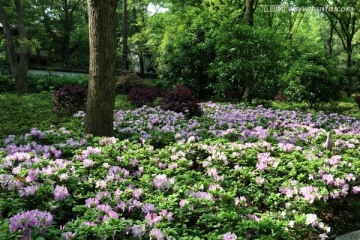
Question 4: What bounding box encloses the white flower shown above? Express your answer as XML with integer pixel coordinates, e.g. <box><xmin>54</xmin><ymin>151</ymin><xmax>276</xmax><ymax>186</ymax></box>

<box><xmin>305</xmin><ymin>213</ymin><xmax>318</xmax><ymax>226</ymax></box>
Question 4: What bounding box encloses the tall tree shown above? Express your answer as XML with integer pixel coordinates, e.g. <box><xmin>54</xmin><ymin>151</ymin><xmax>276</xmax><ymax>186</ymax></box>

<box><xmin>0</xmin><ymin>0</ymin><xmax>29</xmax><ymax>94</ymax></box>
<box><xmin>85</xmin><ymin>0</ymin><xmax>118</xmax><ymax>136</ymax></box>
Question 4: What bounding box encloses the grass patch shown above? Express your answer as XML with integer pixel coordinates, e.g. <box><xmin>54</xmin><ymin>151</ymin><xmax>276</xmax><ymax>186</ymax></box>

<box><xmin>0</xmin><ymin>92</ymin><xmax>70</xmax><ymax>139</ymax></box>
<box><xmin>0</xmin><ymin>92</ymin><xmax>134</xmax><ymax>139</ymax></box>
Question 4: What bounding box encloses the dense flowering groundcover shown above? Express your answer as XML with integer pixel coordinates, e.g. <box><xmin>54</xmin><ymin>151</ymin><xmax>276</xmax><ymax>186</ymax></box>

<box><xmin>0</xmin><ymin>103</ymin><xmax>360</xmax><ymax>239</ymax></box>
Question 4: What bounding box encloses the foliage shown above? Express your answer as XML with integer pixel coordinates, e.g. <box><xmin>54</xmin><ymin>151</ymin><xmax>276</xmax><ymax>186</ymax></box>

<box><xmin>127</xmin><ymin>87</ymin><xmax>164</xmax><ymax>107</ymax></box>
<box><xmin>160</xmin><ymin>84</ymin><xmax>201</xmax><ymax>116</ymax></box>
<box><xmin>274</xmin><ymin>94</ymin><xmax>287</xmax><ymax>101</ymax></box>
<box><xmin>115</xmin><ymin>71</ymin><xmax>157</xmax><ymax>94</ymax></box>
<box><xmin>28</xmin><ymin>75</ymin><xmax>88</xmax><ymax>92</ymax></box>
<box><xmin>210</xmin><ymin>23</ymin><xmax>286</xmax><ymax>101</ymax></box>
<box><xmin>156</xmin><ymin>14</ymin><xmax>216</xmax><ymax>99</ymax></box>
<box><xmin>0</xmin><ymin>74</ymin><xmax>88</xmax><ymax>93</ymax></box>
<box><xmin>0</xmin><ymin>92</ymin><xmax>69</xmax><ymax>139</ymax></box>
<box><xmin>284</xmin><ymin>53</ymin><xmax>341</xmax><ymax>106</ymax></box>
<box><xmin>0</xmin><ymin>75</ymin><xmax>16</xmax><ymax>93</ymax></box>
<box><xmin>354</xmin><ymin>95</ymin><xmax>360</xmax><ymax>108</ymax></box>
<box><xmin>54</xmin><ymin>85</ymin><xmax>87</xmax><ymax>113</ymax></box>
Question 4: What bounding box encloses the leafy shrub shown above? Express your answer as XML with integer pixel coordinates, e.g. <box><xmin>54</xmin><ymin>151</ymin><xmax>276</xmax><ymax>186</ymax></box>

<box><xmin>157</xmin><ymin>23</ymin><xmax>216</xmax><ymax>99</ymax></box>
<box><xmin>0</xmin><ymin>75</ymin><xmax>16</xmax><ymax>93</ymax></box>
<box><xmin>160</xmin><ymin>84</ymin><xmax>201</xmax><ymax>116</ymax></box>
<box><xmin>354</xmin><ymin>95</ymin><xmax>360</xmax><ymax>108</ymax></box>
<box><xmin>274</xmin><ymin>94</ymin><xmax>286</xmax><ymax>101</ymax></box>
<box><xmin>28</xmin><ymin>75</ymin><xmax>88</xmax><ymax>92</ymax></box>
<box><xmin>284</xmin><ymin>53</ymin><xmax>341</xmax><ymax>106</ymax></box>
<box><xmin>127</xmin><ymin>87</ymin><xmax>164</xmax><ymax>107</ymax></box>
<box><xmin>54</xmin><ymin>85</ymin><xmax>87</xmax><ymax>113</ymax></box>
<box><xmin>116</xmin><ymin>71</ymin><xmax>156</xmax><ymax>94</ymax></box>
<box><xmin>210</xmin><ymin>24</ymin><xmax>285</xmax><ymax>102</ymax></box>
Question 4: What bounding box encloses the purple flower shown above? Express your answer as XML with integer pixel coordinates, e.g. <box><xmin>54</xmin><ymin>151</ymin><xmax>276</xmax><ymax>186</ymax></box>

<box><xmin>83</xmin><ymin>159</ymin><xmax>94</xmax><ymax>168</ymax></box>
<box><xmin>223</xmin><ymin>232</ymin><xmax>237</xmax><ymax>240</ymax></box>
<box><xmin>9</xmin><ymin>210</ymin><xmax>53</xmax><ymax>238</ymax></box>
<box><xmin>149</xmin><ymin>228</ymin><xmax>165</xmax><ymax>240</ymax></box>
<box><xmin>54</xmin><ymin>185</ymin><xmax>70</xmax><ymax>201</ymax></box>
<box><xmin>131</xmin><ymin>224</ymin><xmax>146</xmax><ymax>238</ymax></box>
<box><xmin>19</xmin><ymin>185</ymin><xmax>39</xmax><ymax>197</ymax></box>
<box><xmin>154</xmin><ymin>174</ymin><xmax>173</xmax><ymax>190</ymax></box>
<box><xmin>63</xmin><ymin>231</ymin><xmax>76</xmax><ymax>240</ymax></box>
<box><xmin>142</xmin><ymin>203</ymin><xmax>156</xmax><ymax>213</ymax></box>
<box><xmin>82</xmin><ymin>222</ymin><xmax>97</xmax><ymax>227</ymax></box>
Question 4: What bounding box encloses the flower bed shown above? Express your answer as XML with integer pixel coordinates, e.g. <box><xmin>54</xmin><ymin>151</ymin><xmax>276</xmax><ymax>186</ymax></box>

<box><xmin>0</xmin><ymin>103</ymin><xmax>359</xmax><ymax>239</ymax></box>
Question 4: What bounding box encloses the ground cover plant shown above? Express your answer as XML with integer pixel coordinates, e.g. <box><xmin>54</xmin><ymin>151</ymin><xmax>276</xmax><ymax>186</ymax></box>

<box><xmin>0</xmin><ymin>100</ymin><xmax>360</xmax><ymax>239</ymax></box>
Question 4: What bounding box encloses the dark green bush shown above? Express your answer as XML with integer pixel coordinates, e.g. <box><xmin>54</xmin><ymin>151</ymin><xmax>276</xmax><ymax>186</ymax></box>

<box><xmin>28</xmin><ymin>75</ymin><xmax>88</xmax><ymax>92</ymax></box>
<box><xmin>157</xmin><ymin>22</ymin><xmax>215</xmax><ymax>100</ymax></box>
<box><xmin>284</xmin><ymin>53</ymin><xmax>341</xmax><ymax>106</ymax></box>
<box><xmin>210</xmin><ymin>24</ymin><xmax>285</xmax><ymax>102</ymax></box>
<box><xmin>54</xmin><ymin>84</ymin><xmax>87</xmax><ymax>113</ymax></box>
<box><xmin>0</xmin><ymin>75</ymin><xmax>16</xmax><ymax>93</ymax></box>
<box><xmin>354</xmin><ymin>95</ymin><xmax>360</xmax><ymax>108</ymax></box>
<box><xmin>160</xmin><ymin>84</ymin><xmax>201</xmax><ymax>116</ymax></box>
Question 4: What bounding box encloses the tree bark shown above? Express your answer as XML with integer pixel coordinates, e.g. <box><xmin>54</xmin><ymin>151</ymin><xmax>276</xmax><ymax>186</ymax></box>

<box><xmin>85</xmin><ymin>0</ymin><xmax>118</xmax><ymax>136</ymax></box>
<box><xmin>62</xmin><ymin>0</ymin><xmax>70</xmax><ymax>66</ymax></box>
<box><xmin>327</xmin><ymin>20</ymin><xmax>335</xmax><ymax>57</ymax></box>
<box><xmin>246</xmin><ymin>0</ymin><xmax>254</xmax><ymax>27</ymax></box>
<box><xmin>0</xmin><ymin>0</ymin><xmax>29</xmax><ymax>94</ymax></box>
<box><xmin>122</xmin><ymin>0</ymin><xmax>129</xmax><ymax>70</ymax></box>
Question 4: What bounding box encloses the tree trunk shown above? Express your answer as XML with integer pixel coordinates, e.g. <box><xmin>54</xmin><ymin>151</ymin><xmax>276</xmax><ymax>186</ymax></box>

<box><xmin>0</xmin><ymin>0</ymin><xmax>29</xmax><ymax>95</ymax></box>
<box><xmin>122</xmin><ymin>0</ymin><xmax>129</xmax><ymax>70</ymax></box>
<box><xmin>327</xmin><ymin>21</ymin><xmax>335</xmax><ymax>57</ymax></box>
<box><xmin>346</xmin><ymin>46</ymin><xmax>352</xmax><ymax>70</ymax></box>
<box><xmin>62</xmin><ymin>0</ymin><xmax>70</xmax><ymax>66</ymax></box>
<box><xmin>246</xmin><ymin>0</ymin><xmax>254</xmax><ymax>27</ymax></box>
<box><xmin>85</xmin><ymin>0</ymin><xmax>118</xmax><ymax>137</ymax></box>
<box><xmin>139</xmin><ymin>54</ymin><xmax>144</xmax><ymax>74</ymax></box>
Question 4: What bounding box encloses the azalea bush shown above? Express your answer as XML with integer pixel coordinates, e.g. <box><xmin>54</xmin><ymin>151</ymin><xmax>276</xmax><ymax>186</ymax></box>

<box><xmin>0</xmin><ymin>102</ymin><xmax>360</xmax><ymax>239</ymax></box>
<box><xmin>54</xmin><ymin>84</ymin><xmax>87</xmax><ymax>113</ymax></box>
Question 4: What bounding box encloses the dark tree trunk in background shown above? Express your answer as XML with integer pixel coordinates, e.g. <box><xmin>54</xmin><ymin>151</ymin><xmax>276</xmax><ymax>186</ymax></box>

<box><xmin>122</xmin><ymin>0</ymin><xmax>129</xmax><ymax>70</ymax></box>
<box><xmin>246</xmin><ymin>0</ymin><xmax>254</xmax><ymax>102</ymax></box>
<box><xmin>62</xmin><ymin>0</ymin><xmax>70</xmax><ymax>66</ymax></box>
<box><xmin>0</xmin><ymin>0</ymin><xmax>29</xmax><ymax>95</ymax></box>
<box><xmin>85</xmin><ymin>0</ymin><xmax>118</xmax><ymax>137</ymax></box>
<box><xmin>246</xmin><ymin>0</ymin><xmax>254</xmax><ymax>27</ymax></box>
<box><xmin>62</xmin><ymin>0</ymin><xmax>82</xmax><ymax>67</ymax></box>
<box><xmin>327</xmin><ymin>21</ymin><xmax>335</xmax><ymax>57</ymax></box>
<box><xmin>139</xmin><ymin>54</ymin><xmax>144</xmax><ymax>74</ymax></box>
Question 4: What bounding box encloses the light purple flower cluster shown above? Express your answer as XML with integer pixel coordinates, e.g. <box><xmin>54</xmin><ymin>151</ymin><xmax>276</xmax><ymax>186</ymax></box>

<box><xmin>223</xmin><ymin>232</ymin><xmax>237</xmax><ymax>240</ymax></box>
<box><xmin>9</xmin><ymin>209</ymin><xmax>53</xmax><ymax>239</ymax></box>
<box><xmin>153</xmin><ymin>174</ymin><xmax>174</xmax><ymax>190</ymax></box>
<box><xmin>54</xmin><ymin>185</ymin><xmax>70</xmax><ymax>201</ymax></box>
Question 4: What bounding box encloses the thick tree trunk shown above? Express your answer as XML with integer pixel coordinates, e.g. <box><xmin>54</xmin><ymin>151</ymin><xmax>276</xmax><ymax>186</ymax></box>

<box><xmin>85</xmin><ymin>0</ymin><xmax>118</xmax><ymax>136</ymax></box>
<box><xmin>122</xmin><ymin>0</ymin><xmax>129</xmax><ymax>70</ymax></box>
<box><xmin>0</xmin><ymin>0</ymin><xmax>29</xmax><ymax>94</ymax></box>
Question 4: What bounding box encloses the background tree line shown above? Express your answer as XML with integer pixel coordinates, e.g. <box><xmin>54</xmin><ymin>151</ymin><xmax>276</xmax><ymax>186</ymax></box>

<box><xmin>0</xmin><ymin>0</ymin><xmax>359</xmax><ymax>135</ymax></box>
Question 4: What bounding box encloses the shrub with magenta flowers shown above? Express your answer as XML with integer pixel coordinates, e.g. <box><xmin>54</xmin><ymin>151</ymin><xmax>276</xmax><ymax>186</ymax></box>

<box><xmin>127</xmin><ymin>87</ymin><xmax>164</xmax><ymax>107</ymax></box>
<box><xmin>160</xmin><ymin>84</ymin><xmax>201</xmax><ymax>116</ymax></box>
<box><xmin>54</xmin><ymin>84</ymin><xmax>87</xmax><ymax>113</ymax></box>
